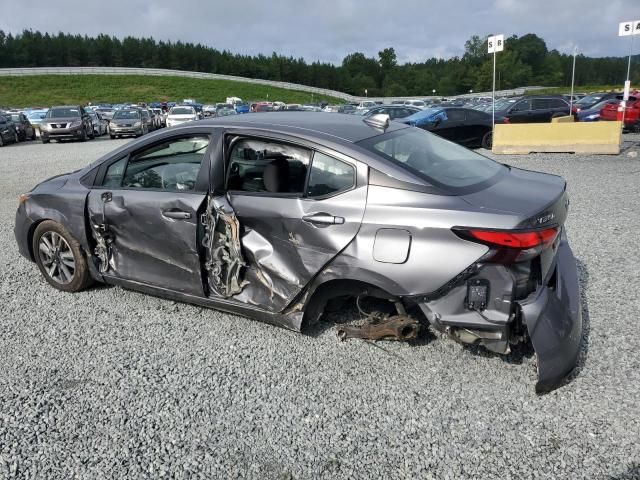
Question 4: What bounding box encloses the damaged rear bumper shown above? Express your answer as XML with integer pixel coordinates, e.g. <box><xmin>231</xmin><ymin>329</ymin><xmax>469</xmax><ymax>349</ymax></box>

<box><xmin>518</xmin><ymin>235</ymin><xmax>582</xmax><ymax>393</ymax></box>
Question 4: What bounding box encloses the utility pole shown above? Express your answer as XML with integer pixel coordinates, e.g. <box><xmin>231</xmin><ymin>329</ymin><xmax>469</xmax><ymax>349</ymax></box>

<box><xmin>569</xmin><ymin>46</ymin><xmax>578</xmax><ymax>114</ymax></box>
<box><xmin>488</xmin><ymin>34</ymin><xmax>504</xmax><ymax>131</ymax></box>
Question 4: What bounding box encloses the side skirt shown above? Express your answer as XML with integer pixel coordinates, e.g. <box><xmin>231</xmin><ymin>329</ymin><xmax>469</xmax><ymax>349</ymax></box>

<box><xmin>101</xmin><ymin>275</ymin><xmax>303</xmax><ymax>331</ymax></box>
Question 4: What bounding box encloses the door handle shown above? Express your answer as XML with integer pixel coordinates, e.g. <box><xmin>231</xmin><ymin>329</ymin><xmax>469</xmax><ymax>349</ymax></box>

<box><xmin>302</xmin><ymin>213</ymin><xmax>345</xmax><ymax>226</ymax></box>
<box><xmin>162</xmin><ymin>209</ymin><xmax>192</xmax><ymax>220</ymax></box>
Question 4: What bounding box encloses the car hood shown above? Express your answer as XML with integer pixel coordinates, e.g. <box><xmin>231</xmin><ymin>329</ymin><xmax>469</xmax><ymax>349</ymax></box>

<box><xmin>168</xmin><ymin>114</ymin><xmax>196</xmax><ymax>120</ymax></box>
<box><xmin>460</xmin><ymin>167</ymin><xmax>567</xmax><ymax>227</ymax></box>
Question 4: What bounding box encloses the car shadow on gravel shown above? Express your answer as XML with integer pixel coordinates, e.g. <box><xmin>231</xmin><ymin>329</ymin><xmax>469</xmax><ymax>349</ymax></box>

<box><xmin>564</xmin><ymin>258</ymin><xmax>591</xmax><ymax>385</ymax></box>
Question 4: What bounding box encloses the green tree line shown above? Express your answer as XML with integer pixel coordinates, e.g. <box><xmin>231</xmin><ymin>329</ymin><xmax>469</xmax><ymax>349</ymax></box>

<box><xmin>0</xmin><ymin>30</ymin><xmax>637</xmax><ymax>96</ymax></box>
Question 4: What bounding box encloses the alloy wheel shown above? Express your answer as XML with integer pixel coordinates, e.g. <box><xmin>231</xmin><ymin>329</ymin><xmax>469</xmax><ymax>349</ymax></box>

<box><xmin>38</xmin><ymin>231</ymin><xmax>76</xmax><ymax>284</ymax></box>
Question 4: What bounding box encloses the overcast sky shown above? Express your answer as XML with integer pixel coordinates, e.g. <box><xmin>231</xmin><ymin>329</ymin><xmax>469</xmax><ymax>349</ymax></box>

<box><xmin>2</xmin><ymin>0</ymin><xmax>638</xmax><ymax>64</ymax></box>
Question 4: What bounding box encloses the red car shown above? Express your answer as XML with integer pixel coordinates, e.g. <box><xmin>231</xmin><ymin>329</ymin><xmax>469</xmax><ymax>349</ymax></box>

<box><xmin>599</xmin><ymin>94</ymin><xmax>640</xmax><ymax>130</ymax></box>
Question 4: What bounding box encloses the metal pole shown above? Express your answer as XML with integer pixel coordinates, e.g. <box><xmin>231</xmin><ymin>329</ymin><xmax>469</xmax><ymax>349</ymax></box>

<box><xmin>627</xmin><ymin>33</ymin><xmax>634</xmax><ymax>81</ymax></box>
<box><xmin>492</xmin><ymin>46</ymin><xmax>496</xmax><ymax>130</ymax></box>
<box><xmin>569</xmin><ymin>46</ymin><xmax>577</xmax><ymax>113</ymax></box>
<box><xmin>622</xmin><ymin>34</ymin><xmax>634</xmax><ymax>126</ymax></box>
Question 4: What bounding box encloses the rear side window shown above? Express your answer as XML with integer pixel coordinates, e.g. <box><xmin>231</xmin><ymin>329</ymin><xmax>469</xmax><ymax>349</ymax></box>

<box><xmin>102</xmin><ymin>136</ymin><xmax>209</xmax><ymax>191</ymax></box>
<box><xmin>511</xmin><ymin>100</ymin><xmax>531</xmax><ymax>112</ymax></box>
<box><xmin>227</xmin><ymin>138</ymin><xmax>310</xmax><ymax>194</ymax></box>
<box><xmin>307</xmin><ymin>152</ymin><xmax>355</xmax><ymax>198</ymax></box>
<box><xmin>550</xmin><ymin>98</ymin><xmax>568</xmax><ymax>108</ymax></box>
<box><xmin>533</xmin><ymin>99</ymin><xmax>554</xmax><ymax>110</ymax></box>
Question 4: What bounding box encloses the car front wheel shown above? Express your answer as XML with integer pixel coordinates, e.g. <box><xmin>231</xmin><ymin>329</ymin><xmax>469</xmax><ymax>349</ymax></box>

<box><xmin>481</xmin><ymin>130</ymin><xmax>493</xmax><ymax>149</ymax></box>
<box><xmin>33</xmin><ymin>221</ymin><xmax>92</xmax><ymax>292</ymax></box>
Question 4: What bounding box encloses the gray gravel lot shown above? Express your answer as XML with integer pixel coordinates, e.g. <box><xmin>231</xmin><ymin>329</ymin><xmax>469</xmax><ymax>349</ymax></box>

<box><xmin>1</xmin><ymin>135</ymin><xmax>639</xmax><ymax>479</ymax></box>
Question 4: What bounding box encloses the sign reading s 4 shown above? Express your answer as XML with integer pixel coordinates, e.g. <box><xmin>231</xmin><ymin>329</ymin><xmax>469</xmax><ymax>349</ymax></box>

<box><xmin>618</xmin><ymin>21</ymin><xmax>640</xmax><ymax>36</ymax></box>
<box><xmin>487</xmin><ymin>34</ymin><xmax>504</xmax><ymax>53</ymax></box>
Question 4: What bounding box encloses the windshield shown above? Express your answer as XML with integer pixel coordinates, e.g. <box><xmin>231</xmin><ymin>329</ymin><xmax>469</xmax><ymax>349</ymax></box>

<box><xmin>47</xmin><ymin>107</ymin><xmax>80</xmax><ymax>118</ymax></box>
<box><xmin>27</xmin><ymin>111</ymin><xmax>47</xmax><ymax>120</ymax></box>
<box><xmin>113</xmin><ymin>110</ymin><xmax>140</xmax><ymax>120</ymax></box>
<box><xmin>171</xmin><ymin>107</ymin><xmax>195</xmax><ymax>115</ymax></box>
<box><xmin>493</xmin><ymin>98</ymin><xmax>518</xmax><ymax>111</ymax></box>
<box><xmin>357</xmin><ymin>128</ymin><xmax>505</xmax><ymax>192</ymax></box>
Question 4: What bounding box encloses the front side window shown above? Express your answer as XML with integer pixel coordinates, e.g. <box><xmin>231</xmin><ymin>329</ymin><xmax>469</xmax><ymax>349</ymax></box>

<box><xmin>357</xmin><ymin>128</ymin><xmax>505</xmax><ymax>192</ymax></box>
<box><xmin>102</xmin><ymin>136</ymin><xmax>209</xmax><ymax>191</ymax></box>
<box><xmin>227</xmin><ymin>138</ymin><xmax>310</xmax><ymax>194</ymax></box>
<box><xmin>307</xmin><ymin>152</ymin><xmax>355</xmax><ymax>198</ymax></box>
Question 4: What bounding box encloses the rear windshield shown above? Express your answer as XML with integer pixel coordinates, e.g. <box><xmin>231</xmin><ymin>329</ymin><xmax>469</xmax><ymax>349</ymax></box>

<box><xmin>47</xmin><ymin>107</ymin><xmax>80</xmax><ymax>118</ymax></box>
<box><xmin>357</xmin><ymin>128</ymin><xmax>505</xmax><ymax>193</ymax></box>
<box><xmin>576</xmin><ymin>94</ymin><xmax>605</xmax><ymax>106</ymax></box>
<box><xmin>113</xmin><ymin>110</ymin><xmax>141</xmax><ymax>120</ymax></box>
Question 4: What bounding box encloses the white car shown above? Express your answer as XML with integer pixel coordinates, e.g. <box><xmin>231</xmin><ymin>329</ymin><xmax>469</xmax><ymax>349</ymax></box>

<box><xmin>166</xmin><ymin>106</ymin><xmax>198</xmax><ymax>127</ymax></box>
<box><xmin>404</xmin><ymin>99</ymin><xmax>427</xmax><ymax>109</ymax></box>
<box><xmin>356</xmin><ymin>100</ymin><xmax>377</xmax><ymax>110</ymax></box>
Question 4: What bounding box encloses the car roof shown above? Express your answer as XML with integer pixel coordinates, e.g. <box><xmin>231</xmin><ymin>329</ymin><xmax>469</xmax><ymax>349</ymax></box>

<box><xmin>199</xmin><ymin>112</ymin><xmax>409</xmax><ymax>143</ymax></box>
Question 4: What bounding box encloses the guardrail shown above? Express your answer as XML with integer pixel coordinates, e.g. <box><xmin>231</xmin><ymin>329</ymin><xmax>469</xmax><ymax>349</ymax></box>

<box><xmin>0</xmin><ymin>67</ymin><xmax>550</xmax><ymax>103</ymax></box>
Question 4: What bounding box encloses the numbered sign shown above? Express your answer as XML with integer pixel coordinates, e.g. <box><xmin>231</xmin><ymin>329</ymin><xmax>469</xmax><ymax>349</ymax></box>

<box><xmin>487</xmin><ymin>34</ymin><xmax>505</xmax><ymax>53</ymax></box>
<box><xmin>619</xmin><ymin>20</ymin><xmax>640</xmax><ymax>36</ymax></box>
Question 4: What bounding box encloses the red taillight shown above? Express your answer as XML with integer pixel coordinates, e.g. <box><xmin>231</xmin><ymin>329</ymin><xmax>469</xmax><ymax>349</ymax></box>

<box><xmin>455</xmin><ymin>227</ymin><xmax>560</xmax><ymax>264</ymax></box>
<box><xmin>467</xmin><ymin>228</ymin><xmax>558</xmax><ymax>249</ymax></box>
<box><xmin>502</xmin><ymin>117</ymin><xmax>510</xmax><ymax>124</ymax></box>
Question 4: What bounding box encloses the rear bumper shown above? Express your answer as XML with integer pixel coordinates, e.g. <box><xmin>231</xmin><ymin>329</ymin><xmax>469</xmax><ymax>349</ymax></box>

<box><xmin>518</xmin><ymin>233</ymin><xmax>582</xmax><ymax>393</ymax></box>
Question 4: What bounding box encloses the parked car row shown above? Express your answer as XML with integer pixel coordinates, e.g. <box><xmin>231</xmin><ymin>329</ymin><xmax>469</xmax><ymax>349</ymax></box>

<box><xmin>0</xmin><ymin>109</ymin><xmax>38</xmax><ymax>147</ymax></box>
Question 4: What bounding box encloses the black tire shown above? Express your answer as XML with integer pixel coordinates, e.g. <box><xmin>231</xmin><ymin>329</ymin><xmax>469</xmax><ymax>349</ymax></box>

<box><xmin>89</xmin><ymin>127</ymin><xmax>95</xmax><ymax>139</ymax></box>
<box><xmin>0</xmin><ymin>134</ymin><xmax>4</xmax><ymax>147</ymax></box>
<box><xmin>80</xmin><ymin>128</ymin><xmax>88</xmax><ymax>142</ymax></box>
<box><xmin>481</xmin><ymin>130</ymin><xmax>493</xmax><ymax>149</ymax></box>
<box><xmin>32</xmin><ymin>220</ymin><xmax>92</xmax><ymax>292</ymax></box>
<box><xmin>14</xmin><ymin>132</ymin><xmax>19</xmax><ymax>144</ymax></box>
<box><xmin>31</xmin><ymin>130</ymin><xmax>36</xmax><ymax>141</ymax></box>
<box><xmin>41</xmin><ymin>137</ymin><xmax>50</xmax><ymax>144</ymax></box>
<box><xmin>110</xmin><ymin>134</ymin><xmax>116</xmax><ymax>139</ymax></box>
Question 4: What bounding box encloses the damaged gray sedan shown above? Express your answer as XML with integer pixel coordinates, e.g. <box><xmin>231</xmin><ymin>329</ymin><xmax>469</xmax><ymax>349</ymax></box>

<box><xmin>14</xmin><ymin>112</ymin><xmax>582</xmax><ymax>392</ymax></box>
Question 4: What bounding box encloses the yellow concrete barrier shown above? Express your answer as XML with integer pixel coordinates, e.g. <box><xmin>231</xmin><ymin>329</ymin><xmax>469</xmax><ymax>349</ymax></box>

<box><xmin>551</xmin><ymin>115</ymin><xmax>574</xmax><ymax>123</ymax></box>
<box><xmin>492</xmin><ymin>121</ymin><xmax>622</xmax><ymax>154</ymax></box>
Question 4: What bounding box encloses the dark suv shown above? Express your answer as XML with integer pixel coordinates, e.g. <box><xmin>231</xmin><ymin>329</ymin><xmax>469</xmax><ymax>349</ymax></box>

<box><xmin>495</xmin><ymin>95</ymin><xmax>572</xmax><ymax>123</ymax></box>
<box><xmin>9</xmin><ymin>112</ymin><xmax>36</xmax><ymax>141</ymax></box>
<box><xmin>40</xmin><ymin>106</ymin><xmax>94</xmax><ymax>143</ymax></box>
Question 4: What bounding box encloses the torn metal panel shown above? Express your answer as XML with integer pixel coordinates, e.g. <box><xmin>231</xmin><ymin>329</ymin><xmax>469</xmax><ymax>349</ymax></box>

<box><xmin>91</xmin><ymin>223</ymin><xmax>114</xmax><ymax>273</ymax></box>
<box><xmin>203</xmin><ymin>196</ymin><xmax>249</xmax><ymax>298</ymax></box>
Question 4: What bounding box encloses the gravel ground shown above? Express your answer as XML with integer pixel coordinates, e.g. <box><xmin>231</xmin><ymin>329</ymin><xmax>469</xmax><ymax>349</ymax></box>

<box><xmin>1</xmin><ymin>134</ymin><xmax>639</xmax><ymax>479</ymax></box>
